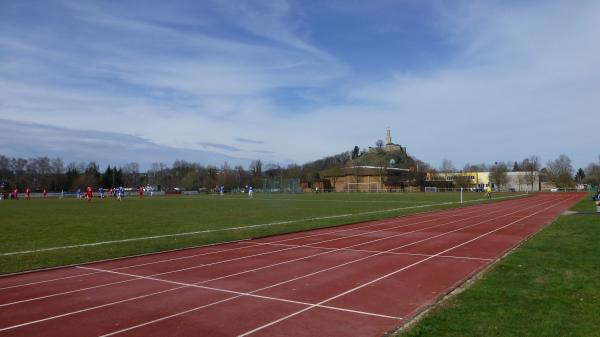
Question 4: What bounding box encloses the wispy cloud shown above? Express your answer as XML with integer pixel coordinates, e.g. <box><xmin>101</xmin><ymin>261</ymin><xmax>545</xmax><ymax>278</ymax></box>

<box><xmin>235</xmin><ymin>137</ymin><xmax>264</xmax><ymax>144</ymax></box>
<box><xmin>0</xmin><ymin>1</ymin><xmax>597</xmax><ymax>169</ymax></box>
<box><xmin>0</xmin><ymin>119</ymin><xmax>250</xmax><ymax>168</ymax></box>
<box><xmin>198</xmin><ymin>142</ymin><xmax>240</xmax><ymax>152</ymax></box>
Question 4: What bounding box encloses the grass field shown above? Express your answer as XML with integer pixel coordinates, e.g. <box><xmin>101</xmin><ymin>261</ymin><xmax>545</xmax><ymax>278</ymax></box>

<box><xmin>0</xmin><ymin>191</ymin><xmax>523</xmax><ymax>274</ymax></box>
<box><xmin>397</xmin><ymin>195</ymin><xmax>600</xmax><ymax>337</ymax></box>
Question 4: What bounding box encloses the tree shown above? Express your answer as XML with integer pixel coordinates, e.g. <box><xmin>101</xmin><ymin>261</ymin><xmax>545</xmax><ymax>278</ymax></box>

<box><xmin>521</xmin><ymin>155</ymin><xmax>540</xmax><ymax>191</ymax></box>
<box><xmin>575</xmin><ymin>168</ymin><xmax>585</xmax><ymax>183</ymax></box>
<box><xmin>249</xmin><ymin>160</ymin><xmax>263</xmax><ymax>187</ymax></box>
<box><xmin>375</xmin><ymin>140</ymin><xmax>384</xmax><ymax>150</ymax></box>
<box><xmin>584</xmin><ymin>157</ymin><xmax>600</xmax><ymax>186</ymax></box>
<box><xmin>440</xmin><ymin>159</ymin><xmax>455</xmax><ymax>173</ymax></box>
<box><xmin>123</xmin><ymin>162</ymin><xmax>140</xmax><ymax>186</ymax></box>
<box><xmin>65</xmin><ymin>162</ymin><xmax>79</xmax><ymax>190</ymax></box>
<box><xmin>453</xmin><ymin>174</ymin><xmax>470</xmax><ymax>189</ymax></box>
<box><xmin>352</xmin><ymin>146</ymin><xmax>360</xmax><ymax>159</ymax></box>
<box><xmin>513</xmin><ymin>161</ymin><xmax>520</xmax><ymax>171</ymax></box>
<box><xmin>463</xmin><ymin>163</ymin><xmax>488</xmax><ymax>172</ymax></box>
<box><xmin>489</xmin><ymin>162</ymin><xmax>508</xmax><ymax>190</ymax></box>
<box><xmin>546</xmin><ymin>154</ymin><xmax>574</xmax><ymax>188</ymax></box>
<box><xmin>102</xmin><ymin>165</ymin><xmax>115</xmax><ymax>188</ymax></box>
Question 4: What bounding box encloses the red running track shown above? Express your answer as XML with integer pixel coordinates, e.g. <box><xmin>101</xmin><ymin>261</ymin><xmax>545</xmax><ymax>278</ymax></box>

<box><xmin>0</xmin><ymin>193</ymin><xmax>584</xmax><ymax>337</ymax></box>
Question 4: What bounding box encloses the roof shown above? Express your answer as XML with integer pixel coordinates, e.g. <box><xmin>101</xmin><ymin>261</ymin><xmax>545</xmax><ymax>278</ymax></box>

<box><xmin>321</xmin><ymin>166</ymin><xmax>410</xmax><ymax>177</ymax></box>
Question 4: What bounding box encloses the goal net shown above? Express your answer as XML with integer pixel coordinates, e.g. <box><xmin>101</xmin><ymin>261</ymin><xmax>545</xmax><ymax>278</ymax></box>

<box><xmin>347</xmin><ymin>182</ymin><xmax>381</xmax><ymax>193</ymax></box>
<box><xmin>424</xmin><ymin>186</ymin><xmax>438</xmax><ymax>192</ymax></box>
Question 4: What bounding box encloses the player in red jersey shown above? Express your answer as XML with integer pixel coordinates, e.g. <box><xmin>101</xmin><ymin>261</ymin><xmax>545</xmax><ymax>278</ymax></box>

<box><xmin>25</xmin><ymin>188</ymin><xmax>31</xmax><ymax>200</ymax></box>
<box><xmin>12</xmin><ymin>188</ymin><xmax>18</xmax><ymax>200</ymax></box>
<box><xmin>43</xmin><ymin>189</ymin><xmax>48</xmax><ymax>199</ymax></box>
<box><xmin>138</xmin><ymin>186</ymin><xmax>144</xmax><ymax>198</ymax></box>
<box><xmin>86</xmin><ymin>186</ymin><xmax>93</xmax><ymax>201</ymax></box>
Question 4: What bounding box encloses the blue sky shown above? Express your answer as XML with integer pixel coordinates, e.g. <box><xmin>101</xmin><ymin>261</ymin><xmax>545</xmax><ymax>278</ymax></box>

<box><xmin>0</xmin><ymin>0</ymin><xmax>598</xmax><ymax>170</ymax></box>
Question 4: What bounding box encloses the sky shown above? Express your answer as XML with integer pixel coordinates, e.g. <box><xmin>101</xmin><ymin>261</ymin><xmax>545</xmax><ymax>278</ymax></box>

<box><xmin>0</xmin><ymin>0</ymin><xmax>598</xmax><ymax>170</ymax></box>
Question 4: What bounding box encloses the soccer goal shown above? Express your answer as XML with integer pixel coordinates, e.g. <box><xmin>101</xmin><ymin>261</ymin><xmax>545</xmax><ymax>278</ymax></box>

<box><xmin>424</xmin><ymin>186</ymin><xmax>438</xmax><ymax>192</ymax></box>
<box><xmin>347</xmin><ymin>182</ymin><xmax>381</xmax><ymax>193</ymax></box>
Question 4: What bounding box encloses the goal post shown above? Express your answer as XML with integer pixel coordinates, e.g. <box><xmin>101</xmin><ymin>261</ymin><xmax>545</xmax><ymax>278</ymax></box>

<box><xmin>346</xmin><ymin>182</ymin><xmax>381</xmax><ymax>193</ymax></box>
<box><xmin>424</xmin><ymin>186</ymin><xmax>438</xmax><ymax>192</ymax></box>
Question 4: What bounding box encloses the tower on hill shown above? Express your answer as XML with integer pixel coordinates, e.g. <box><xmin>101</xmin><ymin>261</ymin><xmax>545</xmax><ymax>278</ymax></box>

<box><xmin>385</xmin><ymin>127</ymin><xmax>393</xmax><ymax>145</ymax></box>
<box><xmin>369</xmin><ymin>128</ymin><xmax>406</xmax><ymax>154</ymax></box>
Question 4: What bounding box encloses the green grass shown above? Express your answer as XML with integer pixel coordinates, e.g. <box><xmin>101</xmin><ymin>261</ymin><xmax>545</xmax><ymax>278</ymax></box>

<box><xmin>397</xmin><ymin>195</ymin><xmax>600</xmax><ymax>337</ymax></box>
<box><xmin>0</xmin><ymin>191</ymin><xmax>522</xmax><ymax>274</ymax></box>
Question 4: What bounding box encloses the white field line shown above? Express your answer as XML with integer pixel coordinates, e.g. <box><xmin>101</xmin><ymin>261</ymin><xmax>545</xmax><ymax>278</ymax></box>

<box><xmin>213</xmin><ymin>193</ymin><xmax>522</xmax><ymax>204</ymax></box>
<box><xmin>0</xmin><ymin>198</ymin><xmax>537</xmax><ymax>307</ymax></box>
<box><xmin>36</xmin><ymin>197</ymin><xmax>553</xmax><ymax>336</ymax></box>
<box><xmin>0</xmin><ymin>197</ymin><xmax>516</xmax><ymax>291</ymax></box>
<box><xmin>236</xmin><ymin>195</ymin><xmax>576</xmax><ymax>337</ymax></box>
<box><xmin>0</xmin><ymin>194</ymin><xmax>526</xmax><ymax>257</ymax></box>
<box><xmin>97</xmin><ymin>196</ymin><xmax>566</xmax><ymax>337</ymax></box>
<box><xmin>214</xmin><ymin>197</ymin><xmax>448</xmax><ymax>204</ymax></box>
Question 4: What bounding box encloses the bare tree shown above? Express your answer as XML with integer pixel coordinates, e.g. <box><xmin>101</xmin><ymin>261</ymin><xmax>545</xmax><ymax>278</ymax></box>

<box><xmin>584</xmin><ymin>157</ymin><xmax>600</xmax><ymax>186</ymax></box>
<box><xmin>521</xmin><ymin>155</ymin><xmax>540</xmax><ymax>191</ymax></box>
<box><xmin>546</xmin><ymin>154</ymin><xmax>574</xmax><ymax>188</ymax></box>
<box><xmin>248</xmin><ymin>160</ymin><xmax>263</xmax><ymax>187</ymax></box>
<box><xmin>440</xmin><ymin>159</ymin><xmax>456</xmax><ymax>173</ymax></box>
<box><xmin>489</xmin><ymin>162</ymin><xmax>509</xmax><ymax>190</ymax></box>
<box><xmin>453</xmin><ymin>174</ymin><xmax>470</xmax><ymax>189</ymax></box>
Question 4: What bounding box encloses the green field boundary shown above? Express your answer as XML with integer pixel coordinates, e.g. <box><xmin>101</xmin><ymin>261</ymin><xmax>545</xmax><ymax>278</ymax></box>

<box><xmin>393</xmin><ymin>194</ymin><xmax>598</xmax><ymax>337</ymax></box>
<box><xmin>0</xmin><ymin>193</ymin><xmax>526</xmax><ymax>257</ymax></box>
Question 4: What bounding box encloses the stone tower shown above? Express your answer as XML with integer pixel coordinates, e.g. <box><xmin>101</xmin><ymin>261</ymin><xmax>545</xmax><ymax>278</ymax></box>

<box><xmin>385</xmin><ymin>127</ymin><xmax>392</xmax><ymax>145</ymax></box>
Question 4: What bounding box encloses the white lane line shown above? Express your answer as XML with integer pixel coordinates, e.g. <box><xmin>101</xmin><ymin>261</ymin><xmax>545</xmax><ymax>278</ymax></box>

<box><xmin>0</xmin><ymin>194</ymin><xmax>524</xmax><ymax>291</ymax></box>
<box><xmin>0</xmin><ymin>208</ymin><xmax>448</xmax><ymax>290</ymax></box>
<box><xmin>0</xmin><ymin>196</ymin><xmax>551</xmax><ymax>334</ymax></box>
<box><xmin>92</xmin><ymin>197</ymin><xmax>556</xmax><ymax>337</ymax></box>
<box><xmin>236</xmin><ymin>195</ymin><xmax>576</xmax><ymax>337</ymax></box>
<box><xmin>0</xmin><ymin>197</ymin><xmax>533</xmax><ymax>307</ymax></box>
<box><xmin>72</xmin><ymin>267</ymin><xmax>402</xmax><ymax>337</ymax></box>
<box><xmin>0</xmin><ymin>265</ymin><xmax>401</xmax><ymax>333</ymax></box>
<box><xmin>0</xmin><ymin>194</ymin><xmax>526</xmax><ymax>257</ymax></box>
<box><xmin>246</xmin><ymin>241</ymin><xmax>494</xmax><ymax>261</ymax></box>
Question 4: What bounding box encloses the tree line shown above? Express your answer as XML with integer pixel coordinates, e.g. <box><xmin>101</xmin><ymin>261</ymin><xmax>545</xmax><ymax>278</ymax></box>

<box><xmin>439</xmin><ymin>154</ymin><xmax>600</xmax><ymax>189</ymax></box>
<box><xmin>0</xmin><ymin>155</ymin><xmax>311</xmax><ymax>192</ymax></box>
<box><xmin>1</xmin><ymin>152</ymin><xmax>598</xmax><ymax>192</ymax></box>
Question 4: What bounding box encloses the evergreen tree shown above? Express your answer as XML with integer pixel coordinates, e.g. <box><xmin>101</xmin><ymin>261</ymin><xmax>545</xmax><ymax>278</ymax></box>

<box><xmin>102</xmin><ymin>165</ymin><xmax>114</xmax><ymax>188</ymax></box>
<box><xmin>575</xmin><ymin>168</ymin><xmax>585</xmax><ymax>183</ymax></box>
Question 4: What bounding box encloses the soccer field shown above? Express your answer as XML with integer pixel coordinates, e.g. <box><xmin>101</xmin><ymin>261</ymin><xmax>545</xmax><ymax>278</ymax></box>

<box><xmin>0</xmin><ymin>192</ymin><xmax>524</xmax><ymax>274</ymax></box>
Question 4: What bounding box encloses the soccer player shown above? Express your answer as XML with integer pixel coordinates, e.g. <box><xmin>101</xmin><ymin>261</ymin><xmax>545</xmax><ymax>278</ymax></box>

<box><xmin>117</xmin><ymin>186</ymin><xmax>124</xmax><ymax>201</ymax></box>
<box><xmin>486</xmin><ymin>185</ymin><xmax>492</xmax><ymax>199</ymax></box>
<box><xmin>108</xmin><ymin>187</ymin><xmax>113</xmax><ymax>198</ymax></box>
<box><xmin>248</xmin><ymin>186</ymin><xmax>253</xmax><ymax>198</ymax></box>
<box><xmin>12</xmin><ymin>187</ymin><xmax>18</xmax><ymax>200</ymax></box>
<box><xmin>76</xmin><ymin>188</ymin><xmax>81</xmax><ymax>199</ymax></box>
<box><xmin>86</xmin><ymin>186</ymin><xmax>93</xmax><ymax>201</ymax></box>
<box><xmin>25</xmin><ymin>187</ymin><xmax>31</xmax><ymax>200</ymax></box>
<box><xmin>138</xmin><ymin>186</ymin><xmax>144</xmax><ymax>198</ymax></box>
<box><xmin>99</xmin><ymin>187</ymin><xmax>104</xmax><ymax>199</ymax></box>
<box><xmin>43</xmin><ymin>189</ymin><xmax>48</xmax><ymax>199</ymax></box>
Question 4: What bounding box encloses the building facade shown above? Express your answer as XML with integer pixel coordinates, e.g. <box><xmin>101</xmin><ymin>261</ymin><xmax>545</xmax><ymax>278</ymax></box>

<box><xmin>426</xmin><ymin>171</ymin><xmax>540</xmax><ymax>191</ymax></box>
<box><xmin>321</xmin><ymin>166</ymin><xmax>411</xmax><ymax>192</ymax></box>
